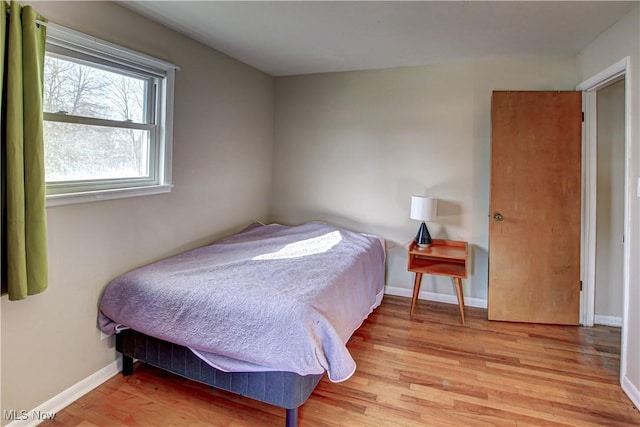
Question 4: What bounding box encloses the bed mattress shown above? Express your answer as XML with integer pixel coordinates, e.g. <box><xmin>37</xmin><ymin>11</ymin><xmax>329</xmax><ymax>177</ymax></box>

<box><xmin>100</xmin><ymin>221</ymin><xmax>385</xmax><ymax>382</ymax></box>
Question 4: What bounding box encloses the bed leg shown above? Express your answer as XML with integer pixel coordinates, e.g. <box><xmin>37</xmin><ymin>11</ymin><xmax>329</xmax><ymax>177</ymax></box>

<box><xmin>122</xmin><ymin>354</ymin><xmax>134</xmax><ymax>376</ymax></box>
<box><xmin>285</xmin><ymin>407</ymin><xmax>298</xmax><ymax>427</ymax></box>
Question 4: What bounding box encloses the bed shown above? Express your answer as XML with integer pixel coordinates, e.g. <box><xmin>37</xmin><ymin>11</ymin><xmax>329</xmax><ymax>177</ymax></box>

<box><xmin>99</xmin><ymin>221</ymin><xmax>385</xmax><ymax>426</ymax></box>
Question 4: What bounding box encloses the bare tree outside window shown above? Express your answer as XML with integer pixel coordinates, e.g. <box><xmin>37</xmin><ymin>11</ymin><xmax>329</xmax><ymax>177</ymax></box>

<box><xmin>43</xmin><ymin>55</ymin><xmax>150</xmax><ymax>182</ymax></box>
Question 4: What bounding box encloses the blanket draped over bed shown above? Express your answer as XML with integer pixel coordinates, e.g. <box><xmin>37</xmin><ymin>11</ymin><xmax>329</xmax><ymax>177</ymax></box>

<box><xmin>99</xmin><ymin>222</ymin><xmax>385</xmax><ymax>382</ymax></box>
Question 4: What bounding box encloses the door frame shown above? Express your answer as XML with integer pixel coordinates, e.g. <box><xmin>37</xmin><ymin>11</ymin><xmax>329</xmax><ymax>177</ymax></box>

<box><xmin>577</xmin><ymin>57</ymin><xmax>630</xmax><ymax>383</ymax></box>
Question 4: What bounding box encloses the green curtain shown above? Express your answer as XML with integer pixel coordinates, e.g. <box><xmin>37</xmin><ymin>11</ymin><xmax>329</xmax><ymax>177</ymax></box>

<box><xmin>1</xmin><ymin>1</ymin><xmax>48</xmax><ymax>300</ymax></box>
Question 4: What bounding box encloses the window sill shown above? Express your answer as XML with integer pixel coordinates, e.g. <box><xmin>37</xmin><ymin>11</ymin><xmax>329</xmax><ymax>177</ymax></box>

<box><xmin>46</xmin><ymin>184</ymin><xmax>173</xmax><ymax>208</ymax></box>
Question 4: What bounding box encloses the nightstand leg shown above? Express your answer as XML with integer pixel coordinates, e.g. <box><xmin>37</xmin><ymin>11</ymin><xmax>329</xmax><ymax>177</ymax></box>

<box><xmin>453</xmin><ymin>278</ymin><xmax>465</xmax><ymax>325</ymax></box>
<box><xmin>410</xmin><ymin>272</ymin><xmax>423</xmax><ymax>317</ymax></box>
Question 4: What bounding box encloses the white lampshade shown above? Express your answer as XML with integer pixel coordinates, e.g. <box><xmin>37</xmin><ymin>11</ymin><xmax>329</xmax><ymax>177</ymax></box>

<box><xmin>410</xmin><ymin>196</ymin><xmax>438</xmax><ymax>221</ymax></box>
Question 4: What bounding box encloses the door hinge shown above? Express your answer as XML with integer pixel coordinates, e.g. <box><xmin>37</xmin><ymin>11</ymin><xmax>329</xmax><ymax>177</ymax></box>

<box><xmin>580</xmin><ymin>280</ymin><xmax>583</xmax><ymax>291</ymax></box>
<box><xmin>582</xmin><ymin>112</ymin><xmax>585</xmax><ymax>122</ymax></box>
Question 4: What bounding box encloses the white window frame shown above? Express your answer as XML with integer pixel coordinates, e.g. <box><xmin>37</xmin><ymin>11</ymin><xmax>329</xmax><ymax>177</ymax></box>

<box><xmin>43</xmin><ymin>23</ymin><xmax>179</xmax><ymax>207</ymax></box>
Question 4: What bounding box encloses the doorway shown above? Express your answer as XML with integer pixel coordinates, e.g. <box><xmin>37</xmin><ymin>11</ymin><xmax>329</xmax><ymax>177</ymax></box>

<box><xmin>577</xmin><ymin>57</ymin><xmax>630</xmax><ymax>386</ymax></box>
<box><xmin>594</xmin><ymin>79</ymin><xmax>625</xmax><ymax>328</ymax></box>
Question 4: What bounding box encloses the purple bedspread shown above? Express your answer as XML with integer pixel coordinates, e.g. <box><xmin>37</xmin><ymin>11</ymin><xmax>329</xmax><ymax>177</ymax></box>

<box><xmin>99</xmin><ymin>221</ymin><xmax>385</xmax><ymax>382</ymax></box>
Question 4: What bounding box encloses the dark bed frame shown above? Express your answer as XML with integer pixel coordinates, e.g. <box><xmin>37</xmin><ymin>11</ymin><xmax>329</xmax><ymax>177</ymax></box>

<box><xmin>116</xmin><ymin>329</ymin><xmax>323</xmax><ymax>427</ymax></box>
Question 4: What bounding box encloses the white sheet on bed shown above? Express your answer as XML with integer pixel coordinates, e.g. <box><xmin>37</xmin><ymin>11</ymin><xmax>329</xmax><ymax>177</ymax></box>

<box><xmin>99</xmin><ymin>221</ymin><xmax>385</xmax><ymax>382</ymax></box>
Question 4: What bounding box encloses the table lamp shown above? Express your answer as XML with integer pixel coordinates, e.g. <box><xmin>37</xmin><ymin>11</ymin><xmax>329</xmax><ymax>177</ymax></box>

<box><xmin>410</xmin><ymin>196</ymin><xmax>438</xmax><ymax>247</ymax></box>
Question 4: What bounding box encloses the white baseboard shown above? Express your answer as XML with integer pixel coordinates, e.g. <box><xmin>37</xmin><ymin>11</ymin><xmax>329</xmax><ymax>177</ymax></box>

<box><xmin>622</xmin><ymin>375</ymin><xmax>640</xmax><ymax>411</ymax></box>
<box><xmin>594</xmin><ymin>315</ymin><xmax>623</xmax><ymax>327</ymax></box>
<box><xmin>6</xmin><ymin>360</ymin><xmax>121</xmax><ymax>426</ymax></box>
<box><xmin>385</xmin><ymin>285</ymin><xmax>487</xmax><ymax>309</ymax></box>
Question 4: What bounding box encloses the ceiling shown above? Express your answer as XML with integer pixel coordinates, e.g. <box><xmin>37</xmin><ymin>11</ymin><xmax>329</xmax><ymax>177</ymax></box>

<box><xmin>121</xmin><ymin>1</ymin><xmax>637</xmax><ymax>76</ymax></box>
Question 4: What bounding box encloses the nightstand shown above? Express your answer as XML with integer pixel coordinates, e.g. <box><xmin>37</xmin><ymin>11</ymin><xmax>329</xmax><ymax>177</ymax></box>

<box><xmin>407</xmin><ymin>239</ymin><xmax>469</xmax><ymax>324</ymax></box>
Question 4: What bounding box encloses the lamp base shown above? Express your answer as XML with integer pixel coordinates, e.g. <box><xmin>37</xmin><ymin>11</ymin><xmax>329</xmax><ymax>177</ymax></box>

<box><xmin>415</xmin><ymin>221</ymin><xmax>432</xmax><ymax>247</ymax></box>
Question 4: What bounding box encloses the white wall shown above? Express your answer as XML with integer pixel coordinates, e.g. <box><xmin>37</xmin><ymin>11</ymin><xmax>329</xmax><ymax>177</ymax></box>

<box><xmin>595</xmin><ymin>80</ymin><xmax>625</xmax><ymax>321</ymax></box>
<box><xmin>577</xmin><ymin>4</ymin><xmax>640</xmax><ymax>407</ymax></box>
<box><xmin>1</xmin><ymin>1</ymin><xmax>274</xmax><ymax>421</ymax></box>
<box><xmin>272</xmin><ymin>57</ymin><xmax>577</xmax><ymax>304</ymax></box>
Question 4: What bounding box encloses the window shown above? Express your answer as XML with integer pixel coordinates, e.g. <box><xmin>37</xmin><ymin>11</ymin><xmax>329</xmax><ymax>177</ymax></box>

<box><xmin>43</xmin><ymin>24</ymin><xmax>179</xmax><ymax>206</ymax></box>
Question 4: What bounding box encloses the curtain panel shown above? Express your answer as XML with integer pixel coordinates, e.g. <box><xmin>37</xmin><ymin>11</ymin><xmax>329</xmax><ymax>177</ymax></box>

<box><xmin>1</xmin><ymin>1</ymin><xmax>48</xmax><ymax>300</ymax></box>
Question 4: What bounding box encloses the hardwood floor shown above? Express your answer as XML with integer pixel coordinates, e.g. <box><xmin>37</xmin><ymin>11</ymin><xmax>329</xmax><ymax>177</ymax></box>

<box><xmin>44</xmin><ymin>296</ymin><xmax>639</xmax><ymax>426</ymax></box>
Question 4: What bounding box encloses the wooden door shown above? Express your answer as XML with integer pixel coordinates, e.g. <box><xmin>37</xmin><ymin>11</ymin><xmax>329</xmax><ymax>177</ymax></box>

<box><xmin>489</xmin><ymin>91</ymin><xmax>582</xmax><ymax>325</ymax></box>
